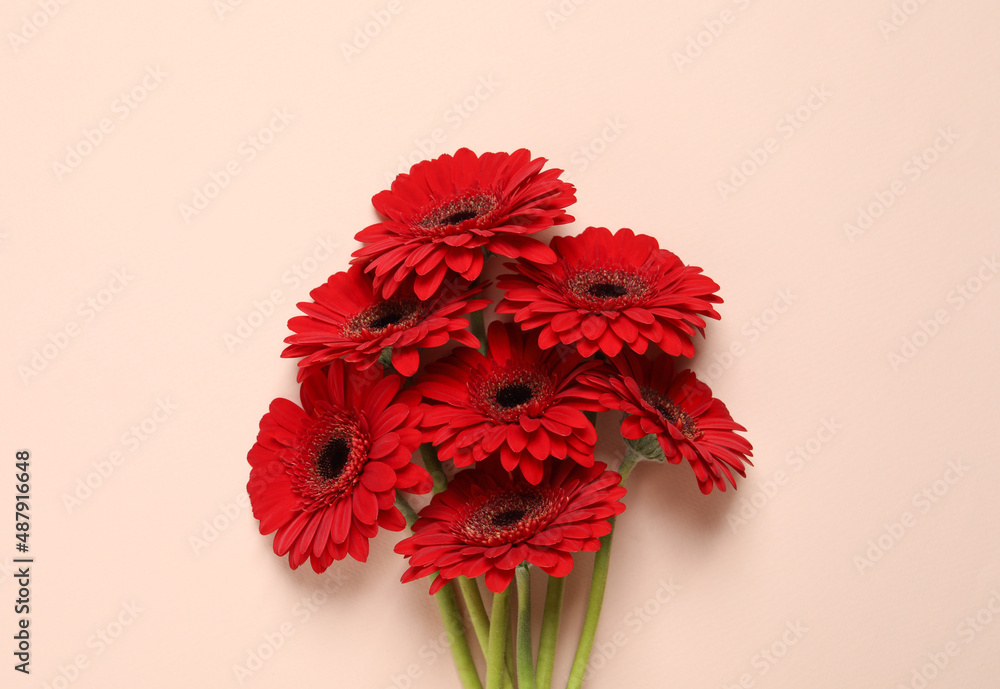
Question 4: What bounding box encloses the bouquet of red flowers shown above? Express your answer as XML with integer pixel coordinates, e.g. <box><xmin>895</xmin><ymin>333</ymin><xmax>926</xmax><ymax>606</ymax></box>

<box><xmin>246</xmin><ymin>148</ymin><xmax>752</xmax><ymax>689</ymax></box>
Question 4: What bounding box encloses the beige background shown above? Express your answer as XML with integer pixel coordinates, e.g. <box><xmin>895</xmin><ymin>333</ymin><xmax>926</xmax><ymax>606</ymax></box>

<box><xmin>3</xmin><ymin>1</ymin><xmax>999</xmax><ymax>687</ymax></box>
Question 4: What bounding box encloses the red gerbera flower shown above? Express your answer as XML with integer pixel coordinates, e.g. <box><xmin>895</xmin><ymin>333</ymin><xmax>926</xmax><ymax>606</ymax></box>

<box><xmin>247</xmin><ymin>361</ymin><xmax>432</xmax><ymax>572</ymax></box>
<box><xmin>395</xmin><ymin>460</ymin><xmax>626</xmax><ymax>593</ymax></box>
<box><xmin>282</xmin><ymin>265</ymin><xmax>488</xmax><ymax>379</ymax></box>
<box><xmin>416</xmin><ymin>321</ymin><xmax>604</xmax><ymax>485</ymax></box>
<box><xmin>352</xmin><ymin>148</ymin><xmax>576</xmax><ymax>300</ymax></box>
<box><xmin>586</xmin><ymin>350</ymin><xmax>752</xmax><ymax>494</ymax></box>
<box><xmin>497</xmin><ymin>226</ymin><xmax>722</xmax><ymax>358</ymax></box>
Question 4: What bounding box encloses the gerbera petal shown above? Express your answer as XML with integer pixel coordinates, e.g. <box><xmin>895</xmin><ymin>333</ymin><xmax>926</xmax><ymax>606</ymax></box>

<box><xmin>361</xmin><ymin>461</ymin><xmax>397</xmax><ymax>492</ymax></box>
<box><xmin>391</xmin><ymin>347</ymin><xmax>420</xmax><ymax>377</ymax></box>
<box><xmin>359</xmin><ymin>150</ymin><xmax>574</xmax><ymax>299</ymax></box>
<box><xmin>352</xmin><ymin>486</ymin><xmax>379</xmax><ymax>524</ymax></box>
<box><xmin>484</xmin><ymin>568</ymin><xmax>515</xmax><ymax>593</ymax></box>
<box><xmin>394</xmin><ymin>460</ymin><xmax>625</xmax><ymax>595</ymax></box>
<box><xmin>283</xmin><ymin>265</ymin><xmax>487</xmax><ymax>381</ymax></box>
<box><xmin>600</xmin><ymin>350</ymin><xmax>752</xmax><ymax>492</ymax></box>
<box><xmin>498</xmin><ymin>226</ymin><xmax>721</xmax><ymax>359</ymax></box>
<box><xmin>247</xmin><ymin>358</ymin><xmax>425</xmax><ymax>571</ymax></box>
<box><xmin>506</xmin><ymin>424</ymin><xmax>528</xmax><ymax>452</ymax></box>
<box><xmin>416</xmin><ymin>322</ymin><xmax>598</xmax><ymax>474</ymax></box>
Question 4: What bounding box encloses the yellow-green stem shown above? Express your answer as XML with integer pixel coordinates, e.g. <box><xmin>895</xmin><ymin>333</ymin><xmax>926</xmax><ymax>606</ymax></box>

<box><xmin>458</xmin><ymin>577</ymin><xmax>515</xmax><ymax>689</ymax></box>
<box><xmin>397</xmin><ymin>495</ymin><xmax>482</xmax><ymax>689</ymax></box>
<box><xmin>437</xmin><ymin>581</ymin><xmax>485</xmax><ymax>689</ymax></box>
<box><xmin>564</xmin><ymin>448</ymin><xmax>641</xmax><ymax>689</ymax></box>
<box><xmin>515</xmin><ymin>566</ymin><xmax>536</xmax><ymax>689</ymax></box>
<box><xmin>469</xmin><ymin>308</ymin><xmax>488</xmax><ymax>354</ymax></box>
<box><xmin>420</xmin><ymin>443</ymin><xmax>448</xmax><ymax>494</ymax></box>
<box><xmin>486</xmin><ymin>587</ymin><xmax>511</xmax><ymax>689</ymax></box>
<box><xmin>535</xmin><ymin>575</ymin><xmax>566</xmax><ymax>689</ymax></box>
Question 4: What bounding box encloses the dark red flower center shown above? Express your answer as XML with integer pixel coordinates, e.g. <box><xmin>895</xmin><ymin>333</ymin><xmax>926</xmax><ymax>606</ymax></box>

<box><xmin>454</xmin><ymin>487</ymin><xmax>566</xmax><ymax>546</ymax></box>
<box><xmin>295</xmin><ymin>409</ymin><xmax>370</xmax><ymax>504</ymax></box>
<box><xmin>316</xmin><ymin>437</ymin><xmax>351</xmax><ymax>480</ymax></box>
<box><xmin>471</xmin><ymin>366</ymin><xmax>555</xmax><ymax>422</ymax></box>
<box><xmin>344</xmin><ymin>298</ymin><xmax>423</xmax><ymax>337</ymax></box>
<box><xmin>641</xmin><ymin>389</ymin><xmax>701</xmax><ymax>440</ymax></box>
<box><xmin>566</xmin><ymin>268</ymin><xmax>650</xmax><ymax>308</ymax></box>
<box><xmin>416</xmin><ymin>193</ymin><xmax>498</xmax><ymax>235</ymax></box>
<box><xmin>587</xmin><ymin>282</ymin><xmax>628</xmax><ymax>298</ymax></box>
<box><xmin>491</xmin><ymin>508</ymin><xmax>527</xmax><ymax>527</ymax></box>
<box><xmin>494</xmin><ymin>383</ymin><xmax>534</xmax><ymax>409</ymax></box>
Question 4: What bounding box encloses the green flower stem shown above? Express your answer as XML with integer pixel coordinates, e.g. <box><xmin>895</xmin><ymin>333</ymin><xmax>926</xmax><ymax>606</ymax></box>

<box><xmin>535</xmin><ymin>575</ymin><xmax>566</xmax><ymax>689</ymax></box>
<box><xmin>378</xmin><ymin>346</ymin><xmax>394</xmax><ymax>371</ymax></box>
<box><xmin>565</xmin><ymin>447</ymin><xmax>642</xmax><ymax>689</ymax></box>
<box><xmin>420</xmin><ymin>443</ymin><xmax>449</xmax><ymax>494</ymax></box>
<box><xmin>515</xmin><ymin>566</ymin><xmax>537</xmax><ymax>689</ymax></box>
<box><xmin>396</xmin><ymin>495</ymin><xmax>482</xmax><ymax>689</ymax></box>
<box><xmin>457</xmin><ymin>577</ymin><xmax>491</xmax><ymax>651</ymax></box>
<box><xmin>415</xmin><ymin>449</ymin><xmax>514</xmax><ymax>686</ymax></box>
<box><xmin>486</xmin><ymin>587</ymin><xmax>512</xmax><ymax>689</ymax></box>
<box><xmin>565</xmin><ymin>523</ymin><xmax>615</xmax><ymax>689</ymax></box>
<box><xmin>617</xmin><ymin>446</ymin><xmax>641</xmax><ymax>484</ymax></box>
<box><xmin>437</xmin><ymin>580</ymin><xmax>485</xmax><ymax>689</ymax></box>
<box><xmin>470</xmin><ymin>308</ymin><xmax>488</xmax><ymax>354</ymax></box>
<box><xmin>457</xmin><ymin>578</ymin><xmax>516</xmax><ymax>689</ymax></box>
<box><xmin>505</xmin><ymin>626</ymin><xmax>517</xmax><ymax>689</ymax></box>
<box><xmin>395</xmin><ymin>494</ymin><xmax>419</xmax><ymax>529</ymax></box>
